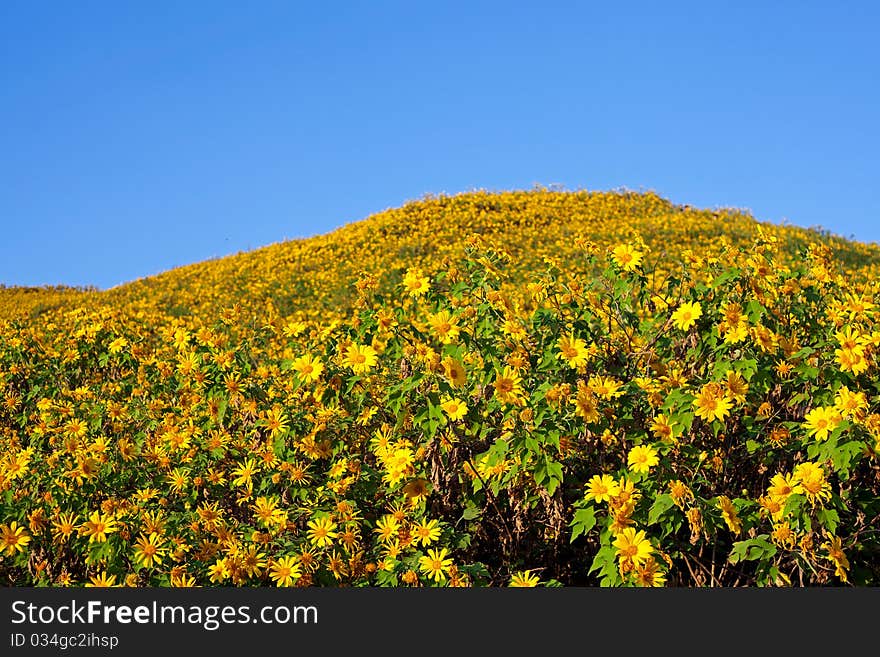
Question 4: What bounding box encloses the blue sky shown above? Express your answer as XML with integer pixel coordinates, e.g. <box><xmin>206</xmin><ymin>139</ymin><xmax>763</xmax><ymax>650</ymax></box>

<box><xmin>2</xmin><ymin>1</ymin><xmax>878</xmax><ymax>290</ymax></box>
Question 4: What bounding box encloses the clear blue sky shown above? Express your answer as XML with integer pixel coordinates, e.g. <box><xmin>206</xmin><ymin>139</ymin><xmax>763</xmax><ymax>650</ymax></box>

<box><xmin>2</xmin><ymin>1</ymin><xmax>878</xmax><ymax>290</ymax></box>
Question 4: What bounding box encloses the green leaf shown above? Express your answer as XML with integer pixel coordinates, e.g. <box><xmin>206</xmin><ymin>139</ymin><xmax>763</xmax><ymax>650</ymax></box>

<box><xmin>796</xmin><ymin>363</ymin><xmax>820</xmax><ymax>379</ymax></box>
<box><xmin>570</xmin><ymin>506</ymin><xmax>596</xmax><ymax>542</ymax></box>
<box><xmin>745</xmin><ymin>300</ymin><xmax>766</xmax><ymax>322</ymax></box>
<box><xmin>648</xmin><ymin>494</ymin><xmax>675</xmax><ymax>526</ymax></box>
<box><xmin>816</xmin><ymin>508</ymin><xmax>840</xmax><ymax>534</ymax></box>
<box><xmin>402</xmin><ymin>373</ymin><xmax>425</xmax><ymax>392</ymax></box>
<box><xmin>831</xmin><ymin>440</ymin><xmax>865</xmax><ymax>478</ymax></box>
<box><xmin>589</xmin><ymin>545</ymin><xmax>621</xmax><ymax>587</ymax></box>
<box><xmin>486</xmin><ymin>438</ymin><xmax>509</xmax><ymax>462</ymax></box>
<box><xmin>461</xmin><ymin>506</ymin><xmax>481</xmax><ymax>521</ymax></box>
<box><xmin>533</xmin><ymin>408</ymin><xmax>547</xmax><ymax>427</ymax></box>
<box><xmin>545</xmin><ymin>458</ymin><xmax>563</xmax><ymax>483</ymax></box>
<box><xmin>783</xmin><ymin>493</ymin><xmax>807</xmax><ymax>517</ymax></box>
<box><xmin>215</xmin><ymin>396</ymin><xmax>228</xmax><ymax>424</ymax></box>
<box><xmin>535</xmin><ymin>456</ymin><xmax>564</xmax><ymax>495</ymax></box>
<box><xmin>711</xmin><ymin>360</ymin><xmax>732</xmax><ymax>380</ymax></box>
<box><xmin>738</xmin><ymin>359</ymin><xmax>758</xmax><ymax>380</ymax></box>
<box><xmin>729</xmin><ymin>535</ymin><xmax>777</xmax><ymax>564</ymax></box>
<box><xmin>429</xmin><ymin>402</ymin><xmax>445</xmax><ymax>422</ymax></box>
<box><xmin>543</xmin><ymin>430</ymin><xmax>561</xmax><ymax>451</ymax></box>
<box><xmin>791</xmin><ymin>347</ymin><xmax>816</xmax><ymax>360</ymax></box>
<box><xmin>710</xmin><ymin>268</ymin><xmax>741</xmax><ymax>288</ymax></box>
<box><xmin>375</xmin><ymin>570</ymin><xmax>398</xmax><ymax>586</ymax></box>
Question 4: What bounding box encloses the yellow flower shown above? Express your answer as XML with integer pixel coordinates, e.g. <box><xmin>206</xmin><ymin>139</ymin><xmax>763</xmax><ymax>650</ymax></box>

<box><xmin>165</xmin><ymin>467</ymin><xmax>189</xmax><ymax>493</ymax></box>
<box><xmin>723</xmin><ymin>320</ymin><xmax>749</xmax><ymax>344</ymax></box>
<box><xmin>261</xmin><ymin>407</ymin><xmax>289</xmax><ymax>440</ymax></box>
<box><xmin>627</xmin><ymin>445</ymin><xmax>659</xmax><ymax>474</ymax></box>
<box><xmin>802</xmin><ymin>406</ymin><xmax>841</xmax><ymax>441</ymax></box>
<box><xmin>573</xmin><ymin>384</ymin><xmax>599</xmax><ymax>423</ymax></box>
<box><xmin>557</xmin><ymin>334</ymin><xmax>589</xmax><ymax>368</ymax></box>
<box><xmin>509</xmin><ymin>570</ymin><xmax>541</xmax><ymax>587</ymax></box>
<box><xmin>403</xmin><ymin>268</ymin><xmax>430</xmax><ymax>296</ymax></box>
<box><xmin>441</xmin><ymin>356</ymin><xmax>467</xmax><ymax>387</ymax></box>
<box><xmin>108</xmin><ymin>337</ymin><xmax>128</xmax><ymax>354</ymax></box>
<box><xmin>611</xmin><ymin>244</ymin><xmax>644</xmax><ymax>271</ymax></box>
<box><xmin>51</xmin><ymin>512</ymin><xmax>79</xmax><ymax>544</ymax></box>
<box><xmin>668</xmin><ymin>480</ymin><xmax>693</xmax><ymax>509</ymax></box>
<box><xmin>439</xmin><ymin>396</ymin><xmax>467</xmax><ymax>421</ymax></box>
<box><xmin>588</xmin><ymin>375</ymin><xmax>624</xmax><ymax>399</ymax></box>
<box><xmin>240</xmin><ymin>545</ymin><xmax>267</xmax><ymax>578</ymax></box>
<box><xmin>343</xmin><ymin>343</ymin><xmax>378</xmax><ymax>374</ymax></box>
<box><xmin>650</xmin><ymin>414</ymin><xmax>677</xmax><ymax>442</ymax></box>
<box><xmin>0</xmin><ymin>521</ymin><xmax>31</xmax><ymax>556</ymax></box>
<box><xmin>251</xmin><ymin>496</ymin><xmax>287</xmax><ymax>529</ymax></box>
<box><xmin>792</xmin><ymin>462</ymin><xmax>832</xmax><ymax>505</ymax></box>
<box><xmin>383</xmin><ymin>448</ymin><xmax>414</xmax><ymax>486</ymax></box>
<box><xmin>428</xmin><ymin>310</ymin><xmax>460</xmax><ymax>344</ymax></box>
<box><xmin>584</xmin><ymin>474</ymin><xmax>620</xmax><ymax>504</ymax></box>
<box><xmin>374</xmin><ymin>514</ymin><xmax>401</xmax><ymax>543</ymax></box>
<box><xmin>291</xmin><ymin>354</ymin><xmax>324</xmax><ymax>383</ymax></box>
<box><xmin>821</xmin><ymin>535</ymin><xmax>850</xmax><ymax>583</ymax></box>
<box><xmin>612</xmin><ymin>528</ymin><xmax>653</xmax><ymax>567</ymax></box>
<box><xmin>231</xmin><ymin>458</ymin><xmax>258</xmax><ymax>489</ymax></box>
<box><xmin>269</xmin><ymin>556</ymin><xmax>302</xmax><ymax>587</ymax></box>
<box><xmin>170</xmin><ymin>572</ymin><xmax>196</xmax><ymax>587</ymax></box>
<box><xmin>403</xmin><ymin>477</ymin><xmax>431</xmax><ymax>503</ymax></box>
<box><xmin>85</xmin><ymin>571</ymin><xmax>119</xmax><ymax>587</ymax></box>
<box><xmin>766</xmin><ymin>472</ymin><xmax>802</xmax><ymax>504</ymax></box>
<box><xmin>693</xmin><ymin>383</ymin><xmax>732</xmax><ymax>423</ymax></box>
<box><xmin>834</xmin><ymin>386</ymin><xmax>868</xmax><ymax>420</ymax></box>
<box><xmin>835</xmin><ymin>345</ymin><xmax>868</xmax><ymax>375</ymax></box>
<box><xmin>634</xmin><ymin>558</ymin><xmax>667</xmax><ymax>587</ymax></box>
<box><xmin>208</xmin><ymin>558</ymin><xmax>230</xmax><ymax>583</ymax></box>
<box><xmin>418</xmin><ymin>547</ymin><xmax>453</xmax><ymax>583</ymax></box>
<box><xmin>412</xmin><ymin>519</ymin><xmax>442</xmax><ymax>547</ymax></box>
<box><xmin>717</xmin><ymin>496</ymin><xmax>742</xmax><ymax>534</ymax></box>
<box><xmin>133</xmin><ymin>533</ymin><xmax>166</xmax><ymax>569</ymax></box>
<box><xmin>671</xmin><ymin>301</ymin><xmax>702</xmax><ymax>331</ymax></box>
<box><xmin>79</xmin><ymin>511</ymin><xmax>118</xmax><ymax>544</ymax></box>
<box><xmin>282</xmin><ymin>319</ymin><xmax>307</xmax><ymax>337</ymax></box>
<box><xmin>493</xmin><ymin>366</ymin><xmax>526</xmax><ymax>406</ymax></box>
<box><xmin>307</xmin><ymin>516</ymin><xmax>338</xmax><ymax>548</ymax></box>
<box><xmin>771</xmin><ymin>521</ymin><xmax>797</xmax><ymax>549</ymax></box>
<box><xmin>724</xmin><ymin>370</ymin><xmax>749</xmax><ymax>404</ymax></box>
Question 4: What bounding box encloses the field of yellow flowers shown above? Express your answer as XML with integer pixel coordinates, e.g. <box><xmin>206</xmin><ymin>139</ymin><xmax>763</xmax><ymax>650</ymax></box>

<box><xmin>2</xmin><ymin>189</ymin><xmax>879</xmax><ymax>587</ymax></box>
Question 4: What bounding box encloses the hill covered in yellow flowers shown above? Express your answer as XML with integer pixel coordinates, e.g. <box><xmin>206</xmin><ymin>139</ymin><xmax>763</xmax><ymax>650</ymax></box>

<box><xmin>2</xmin><ymin>189</ymin><xmax>880</xmax><ymax>588</ymax></box>
<box><xmin>3</xmin><ymin>190</ymin><xmax>879</xmax><ymax>325</ymax></box>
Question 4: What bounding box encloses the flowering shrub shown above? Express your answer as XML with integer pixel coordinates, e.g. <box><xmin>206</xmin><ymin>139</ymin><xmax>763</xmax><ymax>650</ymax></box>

<box><xmin>1</xmin><ymin>190</ymin><xmax>879</xmax><ymax>587</ymax></box>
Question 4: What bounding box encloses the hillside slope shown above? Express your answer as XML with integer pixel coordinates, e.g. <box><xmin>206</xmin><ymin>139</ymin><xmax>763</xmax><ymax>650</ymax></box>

<box><xmin>3</xmin><ymin>190</ymin><xmax>879</xmax><ymax>324</ymax></box>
